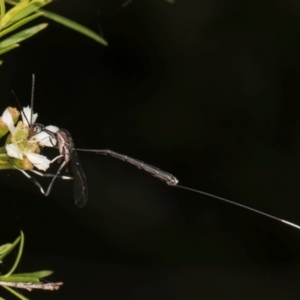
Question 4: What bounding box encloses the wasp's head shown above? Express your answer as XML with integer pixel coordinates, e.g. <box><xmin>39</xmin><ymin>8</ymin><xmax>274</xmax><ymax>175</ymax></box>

<box><xmin>28</xmin><ymin>123</ymin><xmax>45</xmax><ymax>139</ymax></box>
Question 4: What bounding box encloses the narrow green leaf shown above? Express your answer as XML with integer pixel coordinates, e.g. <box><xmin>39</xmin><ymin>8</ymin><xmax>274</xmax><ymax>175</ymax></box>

<box><xmin>1</xmin><ymin>0</ymin><xmax>50</xmax><ymax>29</ymax></box>
<box><xmin>0</xmin><ymin>59</ymin><xmax>3</xmax><ymax>64</ymax></box>
<box><xmin>2</xmin><ymin>286</ymin><xmax>29</xmax><ymax>300</ymax></box>
<box><xmin>0</xmin><ymin>42</ymin><xmax>19</xmax><ymax>55</ymax></box>
<box><xmin>4</xmin><ymin>231</ymin><xmax>24</xmax><ymax>277</ymax></box>
<box><xmin>0</xmin><ymin>11</ymin><xmax>44</xmax><ymax>38</ymax></box>
<box><xmin>0</xmin><ymin>235</ymin><xmax>20</xmax><ymax>261</ymax></box>
<box><xmin>41</xmin><ymin>9</ymin><xmax>108</xmax><ymax>46</ymax></box>
<box><xmin>0</xmin><ymin>23</ymin><xmax>47</xmax><ymax>49</ymax></box>
<box><xmin>0</xmin><ymin>275</ymin><xmax>39</xmax><ymax>282</ymax></box>
<box><xmin>10</xmin><ymin>270</ymin><xmax>53</xmax><ymax>279</ymax></box>
<box><xmin>5</xmin><ymin>0</ymin><xmax>30</xmax><ymax>3</ymax></box>
<box><xmin>0</xmin><ymin>243</ymin><xmax>11</xmax><ymax>254</ymax></box>
<box><xmin>4</xmin><ymin>0</ymin><xmax>30</xmax><ymax>5</ymax></box>
<box><xmin>0</xmin><ymin>0</ymin><xmax>5</xmax><ymax>19</ymax></box>
<box><xmin>1</xmin><ymin>0</ymin><xmax>32</xmax><ymax>28</ymax></box>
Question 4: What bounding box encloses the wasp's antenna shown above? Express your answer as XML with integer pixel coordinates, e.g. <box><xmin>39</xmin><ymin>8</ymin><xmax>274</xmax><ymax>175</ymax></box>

<box><xmin>11</xmin><ymin>90</ymin><xmax>30</xmax><ymax>127</ymax></box>
<box><xmin>175</xmin><ymin>185</ymin><xmax>300</xmax><ymax>230</ymax></box>
<box><xmin>30</xmin><ymin>74</ymin><xmax>35</xmax><ymax>126</ymax></box>
<box><xmin>11</xmin><ymin>90</ymin><xmax>22</xmax><ymax>111</ymax></box>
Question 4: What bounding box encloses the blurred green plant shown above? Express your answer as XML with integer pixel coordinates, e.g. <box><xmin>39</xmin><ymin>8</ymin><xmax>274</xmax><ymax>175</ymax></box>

<box><xmin>0</xmin><ymin>0</ymin><xmax>108</xmax><ymax>65</ymax></box>
<box><xmin>0</xmin><ymin>232</ymin><xmax>61</xmax><ymax>300</ymax></box>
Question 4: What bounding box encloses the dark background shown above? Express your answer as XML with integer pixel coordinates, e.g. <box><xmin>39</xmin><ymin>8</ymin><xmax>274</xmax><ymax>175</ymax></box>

<box><xmin>1</xmin><ymin>0</ymin><xmax>300</xmax><ymax>299</ymax></box>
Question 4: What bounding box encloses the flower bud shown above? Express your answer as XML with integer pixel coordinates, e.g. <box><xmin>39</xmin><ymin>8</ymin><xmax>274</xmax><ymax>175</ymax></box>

<box><xmin>0</xmin><ymin>153</ymin><xmax>13</xmax><ymax>170</ymax></box>
<box><xmin>12</xmin><ymin>157</ymin><xmax>34</xmax><ymax>171</ymax></box>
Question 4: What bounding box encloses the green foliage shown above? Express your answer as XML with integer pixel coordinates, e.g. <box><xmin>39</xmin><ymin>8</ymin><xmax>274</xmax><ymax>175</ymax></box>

<box><xmin>40</xmin><ymin>9</ymin><xmax>108</xmax><ymax>45</ymax></box>
<box><xmin>0</xmin><ymin>23</ymin><xmax>47</xmax><ymax>49</ymax></box>
<box><xmin>0</xmin><ymin>0</ymin><xmax>107</xmax><ymax>64</ymax></box>
<box><xmin>0</xmin><ymin>232</ymin><xmax>56</xmax><ymax>299</ymax></box>
<box><xmin>0</xmin><ymin>0</ymin><xmax>172</xmax><ymax>63</ymax></box>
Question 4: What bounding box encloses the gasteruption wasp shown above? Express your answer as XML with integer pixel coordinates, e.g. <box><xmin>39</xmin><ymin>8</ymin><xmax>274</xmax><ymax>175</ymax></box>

<box><xmin>1</xmin><ymin>75</ymin><xmax>300</xmax><ymax>230</ymax></box>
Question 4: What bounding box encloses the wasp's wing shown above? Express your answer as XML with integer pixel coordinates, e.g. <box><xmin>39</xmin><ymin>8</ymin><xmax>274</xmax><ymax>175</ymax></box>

<box><xmin>69</xmin><ymin>149</ymin><xmax>88</xmax><ymax>208</ymax></box>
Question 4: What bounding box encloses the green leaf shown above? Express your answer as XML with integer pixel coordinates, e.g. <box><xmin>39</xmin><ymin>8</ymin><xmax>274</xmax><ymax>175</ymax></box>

<box><xmin>0</xmin><ymin>235</ymin><xmax>20</xmax><ymax>261</ymax></box>
<box><xmin>10</xmin><ymin>270</ymin><xmax>53</xmax><ymax>279</ymax></box>
<box><xmin>0</xmin><ymin>42</ymin><xmax>19</xmax><ymax>55</ymax></box>
<box><xmin>0</xmin><ymin>275</ymin><xmax>39</xmax><ymax>282</ymax></box>
<box><xmin>0</xmin><ymin>243</ymin><xmax>11</xmax><ymax>255</ymax></box>
<box><xmin>3</xmin><ymin>231</ymin><xmax>24</xmax><ymax>277</ymax></box>
<box><xmin>0</xmin><ymin>11</ymin><xmax>44</xmax><ymax>38</ymax></box>
<box><xmin>1</xmin><ymin>0</ymin><xmax>51</xmax><ymax>29</ymax></box>
<box><xmin>41</xmin><ymin>9</ymin><xmax>108</xmax><ymax>46</ymax></box>
<box><xmin>0</xmin><ymin>0</ymin><xmax>5</xmax><ymax>19</ymax></box>
<box><xmin>0</xmin><ymin>22</ymin><xmax>47</xmax><ymax>49</ymax></box>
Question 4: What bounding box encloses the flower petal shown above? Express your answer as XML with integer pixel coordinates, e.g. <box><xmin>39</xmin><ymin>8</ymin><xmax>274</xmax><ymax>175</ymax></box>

<box><xmin>26</xmin><ymin>152</ymin><xmax>51</xmax><ymax>171</ymax></box>
<box><xmin>2</xmin><ymin>108</ymin><xmax>15</xmax><ymax>134</ymax></box>
<box><xmin>21</xmin><ymin>106</ymin><xmax>38</xmax><ymax>127</ymax></box>
<box><xmin>33</xmin><ymin>125</ymin><xmax>59</xmax><ymax>147</ymax></box>
<box><xmin>6</xmin><ymin>143</ymin><xmax>23</xmax><ymax>160</ymax></box>
<box><xmin>45</xmin><ymin>125</ymin><xmax>59</xmax><ymax>133</ymax></box>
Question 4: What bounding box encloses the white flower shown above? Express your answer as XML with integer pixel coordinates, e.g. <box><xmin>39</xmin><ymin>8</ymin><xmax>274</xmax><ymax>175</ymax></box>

<box><xmin>6</xmin><ymin>143</ymin><xmax>23</xmax><ymax>160</ymax></box>
<box><xmin>2</xmin><ymin>106</ymin><xmax>37</xmax><ymax>134</ymax></box>
<box><xmin>2</xmin><ymin>106</ymin><xmax>54</xmax><ymax>171</ymax></box>
<box><xmin>21</xmin><ymin>106</ymin><xmax>38</xmax><ymax>127</ymax></box>
<box><xmin>5</xmin><ymin>142</ymin><xmax>51</xmax><ymax>171</ymax></box>
<box><xmin>26</xmin><ymin>152</ymin><xmax>51</xmax><ymax>171</ymax></box>
<box><xmin>2</xmin><ymin>106</ymin><xmax>58</xmax><ymax>147</ymax></box>
<box><xmin>2</xmin><ymin>108</ymin><xmax>16</xmax><ymax>135</ymax></box>
<box><xmin>32</xmin><ymin>125</ymin><xmax>59</xmax><ymax>147</ymax></box>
